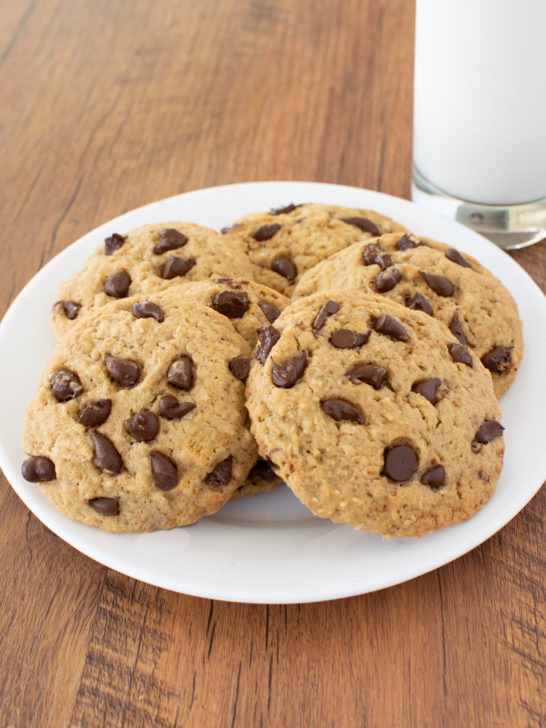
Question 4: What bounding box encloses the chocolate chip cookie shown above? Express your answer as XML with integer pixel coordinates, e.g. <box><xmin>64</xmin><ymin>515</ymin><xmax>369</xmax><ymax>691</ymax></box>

<box><xmin>222</xmin><ymin>203</ymin><xmax>406</xmax><ymax>296</ymax></box>
<box><xmin>293</xmin><ymin>233</ymin><xmax>523</xmax><ymax>397</ymax></box>
<box><xmin>51</xmin><ymin>222</ymin><xmax>255</xmax><ymax>339</ymax></box>
<box><xmin>24</xmin><ymin>291</ymin><xmax>257</xmax><ymax>532</ymax></box>
<box><xmin>246</xmin><ymin>292</ymin><xmax>504</xmax><ymax>538</ymax></box>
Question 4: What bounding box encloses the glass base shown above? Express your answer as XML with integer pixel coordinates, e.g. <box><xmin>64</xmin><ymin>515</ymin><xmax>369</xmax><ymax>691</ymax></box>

<box><xmin>411</xmin><ymin>167</ymin><xmax>546</xmax><ymax>251</ymax></box>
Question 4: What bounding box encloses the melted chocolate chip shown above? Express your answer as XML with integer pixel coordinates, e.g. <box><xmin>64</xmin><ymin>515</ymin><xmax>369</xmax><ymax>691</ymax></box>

<box><xmin>125</xmin><ymin>411</ymin><xmax>159</xmax><ymax>442</ymax></box>
<box><xmin>374</xmin><ymin>314</ymin><xmax>408</xmax><ymax>342</ymax></box>
<box><xmin>87</xmin><ymin>497</ymin><xmax>119</xmax><ymax>516</ymax></box>
<box><xmin>131</xmin><ymin>301</ymin><xmax>164</xmax><ymax>322</ymax></box>
<box><xmin>421</xmin><ymin>271</ymin><xmax>455</xmax><ymax>297</ymax></box>
<box><xmin>449</xmin><ymin>343</ymin><xmax>473</xmax><ymax>367</ymax></box>
<box><xmin>342</xmin><ymin>217</ymin><xmax>380</xmax><ymax>235</ymax></box>
<box><xmin>167</xmin><ymin>356</ymin><xmax>193</xmax><ymax>390</ymax></box>
<box><xmin>362</xmin><ymin>242</ymin><xmax>392</xmax><ymax>270</ymax></box>
<box><xmin>395</xmin><ymin>234</ymin><xmax>418</xmax><ymax>251</ymax></box>
<box><xmin>89</xmin><ymin>430</ymin><xmax>122</xmax><ymax>474</ymax></box>
<box><xmin>271</xmin><ymin>351</ymin><xmax>307</xmax><ymax>388</ymax></box>
<box><xmin>312</xmin><ymin>299</ymin><xmax>339</xmax><ymax>336</ymax></box>
<box><xmin>412</xmin><ymin>378</ymin><xmax>441</xmax><ymax>404</ymax></box>
<box><xmin>321</xmin><ymin>399</ymin><xmax>366</xmax><ymax>424</ymax></box>
<box><xmin>445</xmin><ymin>248</ymin><xmax>472</xmax><ymax>268</ymax></box>
<box><xmin>211</xmin><ymin>290</ymin><xmax>249</xmax><ymax>318</ymax></box>
<box><xmin>104</xmin><ymin>271</ymin><xmax>131</xmax><ymax>298</ymax></box>
<box><xmin>56</xmin><ymin>300</ymin><xmax>81</xmax><ymax>320</ymax></box>
<box><xmin>248</xmin><ymin>459</ymin><xmax>277</xmax><ymax>481</ymax></box>
<box><xmin>104</xmin><ymin>233</ymin><xmax>127</xmax><ymax>255</ymax></box>
<box><xmin>421</xmin><ymin>465</ymin><xmax>445</xmax><ymax>489</ymax></box>
<box><xmin>205</xmin><ymin>455</ymin><xmax>233</xmax><ymax>486</ymax></box>
<box><xmin>481</xmin><ymin>345</ymin><xmax>513</xmax><ymax>374</ymax></box>
<box><xmin>150</xmin><ymin>451</ymin><xmax>179</xmax><ymax>491</ymax></box>
<box><xmin>269</xmin><ymin>203</ymin><xmax>300</xmax><ymax>215</ymax></box>
<box><xmin>21</xmin><ymin>456</ymin><xmax>56</xmax><ymax>482</ymax></box>
<box><xmin>50</xmin><ymin>370</ymin><xmax>83</xmax><ymax>402</ymax></box>
<box><xmin>158</xmin><ymin>396</ymin><xmax>195</xmax><ymax>420</ymax></box>
<box><xmin>347</xmin><ymin>363</ymin><xmax>386</xmax><ymax>388</ymax></box>
<box><xmin>229</xmin><ymin>357</ymin><xmax>250</xmax><ymax>382</ymax></box>
<box><xmin>161</xmin><ymin>256</ymin><xmax>196</xmax><ymax>279</ymax></box>
<box><xmin>405</xmin><ymin>292</ymin><xmax>433</xmax><ymax>316</ymax></box>
<box><xmin>329</xmin><ymin>329</ymin><xmax>371</xmax><ymax>349</ymax></box>
<box><xmin>258</xmin><ymin>300</ymin><xmax>281</xmax><ymax>323</ymax></box>
<box><xmin>383</xmin><ymin>445</ymin><xmax>418</xmax><ymax>482</ymax></box>
<box><xmin>445</xmin><ymin>315</ymin><xmax>464</xmax><ymax>346</ymax></box>
<box><xmin>105</xmin><ymin>354</ymin><xmax>141</xmax><ymax>388</ymax></box>
<box><xmin>271</xmin><ymin>255</ymin><xmax>297</xmax><ymax>282</ymax></box>
<box><xmin>474</xmin><ymin>420</ymin><xmax>504</xmax><ymax>444</ymax></box>
<box><xmin>375</xmin><ymin>267</ymin><xmax>402</xmax><ymax>292</ymax></box>
<box><xmin>252</xmin><ymin>223</ymin><xmax>281</xmax><ymax>241</ymax></box>
<box><xmin>252</xmin><ymin>325</ymin><xmax>280</xmax><ymax>364</ymax></box>
<box><xmin>153</xmin><ymin>228</ymin><xmax>188</xmax><ymax>254</ymax></box>
<box><xmin>79</xmin><ymin>399</ymin><xmax>112</xmax><ymax>428</ymax></box>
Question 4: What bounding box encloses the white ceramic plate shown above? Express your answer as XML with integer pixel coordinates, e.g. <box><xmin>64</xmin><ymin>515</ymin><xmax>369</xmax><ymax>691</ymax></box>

<box><xmin>1</xmin><ymin>181</ymin><xmax>545</xmax><ymax>604</ymax></box>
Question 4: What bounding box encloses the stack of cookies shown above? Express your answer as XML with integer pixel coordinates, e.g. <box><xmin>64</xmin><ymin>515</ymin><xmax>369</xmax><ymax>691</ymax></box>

<box><xmin>22</xmin><ymin>203</ymin><xmax>522</xmax><ymax>538</ymax></box>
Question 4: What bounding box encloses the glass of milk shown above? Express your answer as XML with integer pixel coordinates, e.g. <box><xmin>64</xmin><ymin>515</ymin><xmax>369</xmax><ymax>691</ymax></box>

<box><xmin>412</xmin><ymin>0</ymin><xmax>546</xmax><ymax>249</ymax></box>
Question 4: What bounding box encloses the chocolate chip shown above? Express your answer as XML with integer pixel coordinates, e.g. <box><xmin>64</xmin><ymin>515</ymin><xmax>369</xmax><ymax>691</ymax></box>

<box><xmin>248</xmin><ymin>459</ymin><xmax>277</xmax><ymax>481</ymax></box>
<box><xmin>87</xmin><ymin>497</ymin><xmax>119</xmax><ymax>516</ymax></box>
<box><xmin>153</xmin><ymin>228</ymin><xmax>188</xmax><ymax>254</ymax></box>
<box><xmin>271</xmin><ymin>351</ymin><xmax>307</xmax><ymax>388</ymax></box>
<box><xmin>269</xmin><ymin>203</ymin><xmax>300</xmax><ymax>215</ymax></box>
<box><xmin>341</xmin><ymin>217</ymin><xmax>380</xmax><ymax>235</ymax></box>
<box><xmin>220</xmin><ymin>226</ymin><xmax>231</xmax><ymax>234</ymax></box>
<box><xmin>252</xmin><ymin>325</ymin><xmax>280</xmax><ymax>364</ymax></box>
<box><xmin>375</xmin><ymin>267</ymin><xmax>402</xmax><ymax>292</ymax></box>
<box><xmin>158</xmin><ymin>396</ymin><xmax>195</xmax><ymax>419</ymax></box>
<box><xmin>104</xmin><ymin>233</ymin><xmax>127</xmax><ymax>255</ymax></box>
<box><xmin>374</xmin><ymin>314</ymin><xmax>408</xmax><ymax>342</ymax></box>
<box><xmin>103</xmin><ymin>271</ymin><xmax>131</xmax><ymax>298</ymax></box>
<box><xmin>56</xmin><ymin>300</ymin><xmax>81</xmax><ymax>320</ymax></box>
<box><xmin>89</xmin><ymin>430</ymin><xmax>122</xmax><ymax>474</ymax></box>
<box><xmin>257</xmin><ymin>300</ymin><xmax>281</xmax><ymax>323</ymax></box>
<box><xmin>448</xmin><ymin>313</ymin><xmax>466</xmax><ymax>345</ymax></box>
<box><xmin>474</xmin><ymin>420</ymin><xmax>504</xmax><ymax>444</ymax></box>
<box><xmin>330</xmin><ymin>329</ymin><xmax>371</xmax><ymax>349</ymax></box>
<box><xmin>405</xmin><ymin>292</ymin><xmax>433</xmax><ymax>316</ymax></box>
<box><xmin>252</xmin><ymin>223</ymin><xmax>281</xmax><ymax>241</ymax></box>
<box><xmin>211</xmin><ymin>290</ymin><xmax>249</xmax><ymax>318</ymax></box>
<box><xmin>150</xmin><ymin>451</ymin><xmax>179</xmax><ymax>491</ymax></box>
<box><xmin>79</xmin><ymin>399</ymin><xmax>112</xmax><ymax>428</ymax></box>
<box><xmin>421</xmin><ymin>465</ymin><xmax>445</xmax><ymax>489</ymax></box>
<box><xmin>449</xmin><ymin>343</ymin><xmax>473</xmax><ymax>367</ymax></box>
<box><xmin>50</xmin><ymin>370</ymin><xmax>83</xmax><ymax>402</ymax></box>
<box><xmin>362</xmin><ymin>242</ymin><xmax>392</xmax><ymax>270</ymax></box>
<box><xmin>421</xmin><ymin>271</ymin><xmax>455</xmax><ymax>297</ymax></box>
<box><xmin>412</xmin><ymin>378</ymin><xmax>441</xmax><ymax>404</ymax></box>
<box><xmin>131</xmin><ymin>301</ymin><xmax>164</xmax><ymax>323</ymax></box>
<box><xmin>312</xmin><ymin>299</ymin><xmax>339</xmax><ymax>335</ymax></box>
<box><xmin>105</xmin><ymin>354</ymin><xmax>141</xmax><ymax>388</ymax></box>
<box><xmin>321</xmin><ymin>399</ymin><xmax>366</xmax><ymax>424</ymax></box>
<box><xmin>125</xmin><ymin>411</ymin><xmax>159</xmax><ymax>442</ymax></box>
<box><xmin>21</xmin><ymin>456</ymin><xmax>56</xmax><ymax>482</ymax></box>
<box><xmin>395</xmin><ymin>234</ymin><xmax>418</xmax><ymax>250</ymax></box>
<box><xmin>161</xmin><ymin>256</ymin><xmax>196</xmax><ymax>279</ymax></box>
<box><xmin>481</xmin><ymin>345</ymin><xmax>513</xmax><ymax>374</ymax></box>
<box><xmin>229</xmin><ymin>357</ymin><xmax>250</xmax><ymax>382</ymax></box>
<box><xmin>347</xmin><ymin>363</ymin><xmax>386</xmax><ymax>388</ymax></box>
<box><xmin>167</xmin><ymin>356</ymin><xmax>193</xmax><ymax>390</ymax></box>
<box><xmin>271</xmin><ymin>255</ymin><xmax>297</xmax><ymax>282</ymax></box>
<box><xmin>445</xmin><ymin>248</ymin><xmax>472</xmax><ymax>268</ymax></box>
<box><xmin>383</xmin><ymin>445</ymin><xmax>418</xmax><ymax>482</ymax></box>
<box><xmin>205</xmin><ymin>455</ymin><xmax>233</xmax><ymax>486</ymax></box>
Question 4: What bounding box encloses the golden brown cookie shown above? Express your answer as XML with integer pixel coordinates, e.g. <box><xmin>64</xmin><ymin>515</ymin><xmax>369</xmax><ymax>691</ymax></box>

<box><xmin>246</xmin><ymin>292</ymin><xmax>504</xmax><ymax>538</ymax></box>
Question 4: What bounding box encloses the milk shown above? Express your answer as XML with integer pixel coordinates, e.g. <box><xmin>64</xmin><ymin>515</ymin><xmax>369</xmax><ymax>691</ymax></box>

<box><xmin>413</xmin><ymin>0</ymin><xmax>546</xmax><ymax>206</ymax></box>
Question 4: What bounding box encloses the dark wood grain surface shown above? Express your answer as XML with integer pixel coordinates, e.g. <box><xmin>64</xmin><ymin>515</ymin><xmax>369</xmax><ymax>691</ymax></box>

<box><xmin>1</xmin><ymin>1</ymin><xmax>544</xmax><ymax>726</ymax></box>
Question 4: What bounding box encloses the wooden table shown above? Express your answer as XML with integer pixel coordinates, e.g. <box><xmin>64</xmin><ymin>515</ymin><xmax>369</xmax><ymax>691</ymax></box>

<box><xmin>1</xmin><ymin>1</ymin><xmax>544</xmax><ymax>726</ymax></box>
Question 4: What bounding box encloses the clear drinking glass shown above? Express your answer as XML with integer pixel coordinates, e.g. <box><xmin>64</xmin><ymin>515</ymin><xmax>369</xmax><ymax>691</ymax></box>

<box><xmin>411</xmin><ymin>0</ymin><xmax>546</xmax><ymax>250</ymax></box>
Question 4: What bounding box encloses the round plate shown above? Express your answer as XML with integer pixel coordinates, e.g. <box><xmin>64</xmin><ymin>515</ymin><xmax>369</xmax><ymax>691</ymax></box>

<box><xmin>1</xmin><ymin>181</ymin><xmax>545</xmax><ymax>604</ymax></box>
